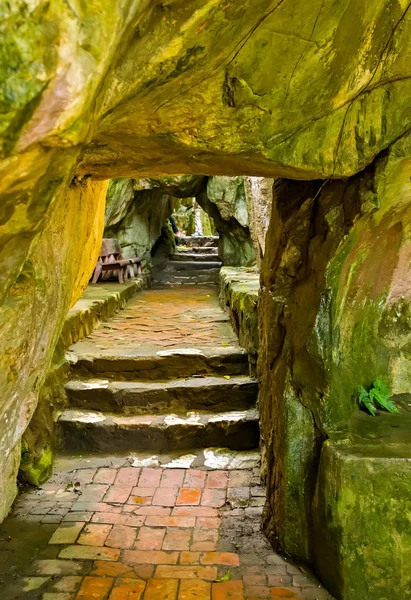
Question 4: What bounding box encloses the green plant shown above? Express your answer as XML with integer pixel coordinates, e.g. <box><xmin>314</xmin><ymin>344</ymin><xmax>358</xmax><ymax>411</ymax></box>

<box><xmin>358</xmin><ymin>378</ymin><xmax>400</xmax><ymax>416</ymax></box>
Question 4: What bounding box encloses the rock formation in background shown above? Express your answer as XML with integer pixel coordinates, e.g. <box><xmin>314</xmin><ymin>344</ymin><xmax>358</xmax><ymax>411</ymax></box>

<box><xmin>198</xmin><ymin>177</ymin><xmax>256</xmax><ymax>266</ymax></box>
<box><xmin>104</xmin><ymin>178</ymin><xmax>175</xmax><ymax>266</ymax></box>
<box><xmin>244</xmin><ymin>177</ymin><xmax>274</xmax><ymax>266</ymax></box>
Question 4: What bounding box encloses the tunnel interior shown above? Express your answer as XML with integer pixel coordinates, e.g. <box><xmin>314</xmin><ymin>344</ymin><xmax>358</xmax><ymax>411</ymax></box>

<box><xmin>2</xmin><ymin>1</ymin><xmax>411</xmax><ymax>599</ymax></box>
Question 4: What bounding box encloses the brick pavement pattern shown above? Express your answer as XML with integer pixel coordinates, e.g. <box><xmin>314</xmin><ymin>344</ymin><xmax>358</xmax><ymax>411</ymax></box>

<box><xmin>1</xmin><ymin>282</ymin><xmax>333</xmax><ymax>598</ymax></box>
<box><xmin>86</xmin><ymin>286</ymin><xmax>238</xmax><ymax>351</ymax></box>
<box><xmin>1</xmin><ymin>463</ymin><xmax>333</xmax><ymax>600</ymax></box>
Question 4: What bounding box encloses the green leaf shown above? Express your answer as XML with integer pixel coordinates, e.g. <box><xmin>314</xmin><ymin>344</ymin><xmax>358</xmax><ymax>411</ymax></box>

<box><xmin>370</xmin><ymin>378</ymin><xmax>400</xmax><ymax>413</ymax></box>
<box><xmin>358</xmin><ymin>385</ymin><xmax>376</xmax><ymax>416</ymax></box>
<box><xmin>214</xmin><ymin>568</ymin><xmax>232</xmax><ymax>582</ymax></box>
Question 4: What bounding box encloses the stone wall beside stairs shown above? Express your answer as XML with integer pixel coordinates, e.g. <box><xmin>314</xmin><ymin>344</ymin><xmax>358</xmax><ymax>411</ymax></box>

<box><xmin>20</xmin><ymin>278</ymin><xmax>150</xmax><ymax>489</ymax></box>
<box><xmin>218</xmin><ymin>267</ymin><xmax>260</xmax><ymax>375</ymax></box>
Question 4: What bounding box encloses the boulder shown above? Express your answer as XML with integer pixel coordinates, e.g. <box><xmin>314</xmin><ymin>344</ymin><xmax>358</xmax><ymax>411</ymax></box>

<box><xmin>259</xmin><ymin>134</ymin><xmax>411</xmax><ymax>597</ymax></box>
<box><xmin>314</xmin><ymin>412</ymin><xmax>411</xmax><ymax>600</ymax></box>
<box><xmin>104</xmin><ymin>178</ymin><xmax>175</xmax><ymax>266</ymax></box>
<box><xmin>198</xmin><ymin>177</ymin><xmax>256</xmax><ymax>266</ymax></box>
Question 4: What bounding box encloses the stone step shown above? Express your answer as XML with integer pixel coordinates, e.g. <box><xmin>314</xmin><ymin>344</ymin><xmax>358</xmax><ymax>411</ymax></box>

<box><xmin>154</xmin><ymin>269</ymin><xmax>220</xmax><ymax>285</ymax></box>
<box><xmin>70</xmin><ymin>347</ymin><xmax>249</xmax><ymax>380</ymax></box>
<box><xmin>172</xmin><ymin>253</ymin><xmax>220</xmax><ymax>262</ymax></box>
<box><xmin>177</xmin><ymin>236</ymin><xmax>218</xmax><ymax>248</ymax></box>
<box><xmin>55</xmin><ymin>447</ymin><xmax>261</xmax><ymax>470</ymax></box>
<box><xmin>58</xmin><ymin>408</ymin><xmax>259</xmax><ymax>453</ymax></box>
<box><xmin>175</xmin><ymin>246</ymin><xmax>218</xmax><ymax>255</ymax></box>
<box><xmin>66</xmin><ymin>375</ymin><xmax>258</xmax><ymax>414</ymax></box>
<box><xmin>165</xmin><ymin>260</ymin><xmax>222</xmax><ymax>271</ymax></box>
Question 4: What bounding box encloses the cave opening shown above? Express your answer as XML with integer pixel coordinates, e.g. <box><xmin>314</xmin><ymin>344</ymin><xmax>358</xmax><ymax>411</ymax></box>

<box><xmin>2</xmin><ymin>1</ymin><xmax>411</xmax><ymax>598</ymax></box>
<box><xmin>3</xmin><ymin>157</ymin><xmax>411</xmax><ymax>600</ymax></box>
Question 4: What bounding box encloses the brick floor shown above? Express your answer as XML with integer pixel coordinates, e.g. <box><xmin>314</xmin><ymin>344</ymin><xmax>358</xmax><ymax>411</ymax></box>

<box><xmin>73</xmin><ymin>286</ymin><xmax>238</xmax><ymax>353</ymax></box>
<box><xmin>0</xmin><ymin>462</ymin><xmax>333</xmax><ymax>599</ymax></box>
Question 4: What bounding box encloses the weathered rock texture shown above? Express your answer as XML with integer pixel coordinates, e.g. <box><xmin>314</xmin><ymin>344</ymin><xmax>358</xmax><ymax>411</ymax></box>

<box><xmin>78</xmin><ymin>0</ymin><xmax>411</xmax><ymax>180</ymax></box>
<box><xmin>0</xmin><ymin>178</ymin><xmax>107</xmax><ymax>518</ymax></box>
<box><xmin>198</xmin><ymin>177</ymin><xmax>256</xmax><ymax>266</ymax></box>
<box><xmin>104</xmin><ymin>178</ymin><xmax>174</xmax><ymax>266</ymax></box>
<box><xmin>219</xmin><ymin>267</ymin><xmax>259</xmax><ymax>363</ymax></box>
<box><xmin>1</xmin><ymin>2</ymin><xmax>411</xmax><ymax>597</ymax></box>
<box><xmin>244</xmin><ymin>177</ymin><xmax>274</xmax><ymax>266</ymax></box>
<box><xmin>259</xmin><ymin>133</ymin><xmax>411</xmax><ymax>599</ymax></box>
<box><xmin>314</xmin><ymin>412</ymin><xmax>411</xmax><ymax>600</ymax></box>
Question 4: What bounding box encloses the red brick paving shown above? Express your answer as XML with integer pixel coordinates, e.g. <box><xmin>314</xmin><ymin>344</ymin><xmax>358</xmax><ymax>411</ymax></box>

<box><xmin>1</xmin><ymin>466</ymin><xmax>332</xmax><ymax>600</ymax></box>
<box><xmin>81</xmin><ymin>286</ymin><xmax>238</xmax><ymax>351</ymax></box>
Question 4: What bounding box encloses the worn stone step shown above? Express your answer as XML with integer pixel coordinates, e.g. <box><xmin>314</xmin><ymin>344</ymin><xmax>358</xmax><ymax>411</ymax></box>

<box><xmin>177</xmin><ymin>236</ymin><xmax>219</xmax><ymax>248</ymax></box>
<box><xmin>175</xmin><ymin>246</ymin><xmax>218</xmax><ymax>255</ymax></box>
<box><xmin>55</xmin><ymin>447</ymin><xmax>261</xmax><ymax>470</ymax></box>
<box><xmin>58</xmin><ymin>408</ymin><xmax>260</xmax><ymax>453</ymax></box>
<box><xmin>70</xmin><ymin>347</ymin><xmax>249</xmax><ymax>380</ymax></box>
<box><xmin>155</xmin><ymin>268</ymin><xmax>220</xmax><ymax>283</ymax></box>
<box><xmin>66</xmin><ymin>375</ymin><xmax>258</xmax><ymax>414</ymax></box>
<box><xmin>166</xmin><ymin>260</ymin><xmax>222</xmax><ymax>271</ymax></box>
<box><xmin>172</xmin><ymin>253</ymin><xmax>220</xmax><ymax>262</ymax></box>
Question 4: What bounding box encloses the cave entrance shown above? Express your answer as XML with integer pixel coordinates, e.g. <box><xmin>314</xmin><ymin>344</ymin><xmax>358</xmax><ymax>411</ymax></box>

<box><xmin>59</xmin><ymin>174</ymin><xmax>261</xmax><ymax>462</ymax></box>
<box><xmin>2</xmin><ymin>174</ymin><xmax>329</xmax><ymax>599</ymax></box>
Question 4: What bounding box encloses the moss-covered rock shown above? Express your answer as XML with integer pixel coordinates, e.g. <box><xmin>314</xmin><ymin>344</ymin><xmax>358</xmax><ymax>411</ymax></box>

<box><xmin>20</xmin><ymin>443</ymin><xmax>54</xmax><ymax>488</ymax></box>
<box><xmin>314</xmin><ymin>411</ymin><xmax>411</xmax><ymax>600</ymax></box>
<box><xmin>78</xmin><ymin>1</ymin><xmax>411</xmax><ymax>180</ymax></box>
<box><xmin>244</xmin><ymin>177</ymin><xmax>274</xmax><ymax>267</ymax></box>
<box><xmin>0</xmin><ymin>178</ymin><xmax>107</xmax><ymax>520</ymax></box>
<box><xmin>198</xmin><ymin>178</ymin><xmax>256</xmax><ymax>266</ymax></box>
<box><xmin>219</xmin><ymin>267</ymin><xmax>259</xmax><ymax>359</ymax></box>
<box><xmin>134</xmin><ymin>176</ymin><xmax>206</xmax><ymax>198</ymax></box>
<box><xmin>105</xmin><ymin>178</ymin><xmax>175</xmax><ymax>268</ymax></box>
<box><xmin>259</xmin><ymin>135</ymin><xmax>411</xmax><ymax>596</ymax></box>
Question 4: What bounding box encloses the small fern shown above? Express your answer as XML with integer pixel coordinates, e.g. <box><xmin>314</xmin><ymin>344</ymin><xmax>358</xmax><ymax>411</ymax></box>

<box><xmin>358</xmin><ymin>385</ymin><xmax>376</xmax><ymax>416</ymax></box>
<box><xmin>358</xmin><ymin>378</ymin><xmax>400</xmax><ymax>416</ymax></box>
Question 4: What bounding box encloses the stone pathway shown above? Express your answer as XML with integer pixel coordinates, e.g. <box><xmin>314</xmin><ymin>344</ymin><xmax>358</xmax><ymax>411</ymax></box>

<box><xmin>1</xmin><ymin>253</ymin><xmax>333</xmax><ymax>599</ymax></box>
<box><xmin>154</xmin><ymin>236</ymin><xmax>221</xmax><ymax>285</ymax></box>
<box><xmin>74</xmin><ymin>285</ymin><xmax>238</xmax><ymax>352</ymax></box>
<box><xmin>1</xmin><ymin>457</ymin><xmax>332</xmax><ymax>600</ymax></box>
<box><xmin>58</xmin><ymin>285</ymin><xmax>259</xmax><ymax>454</ymax></box>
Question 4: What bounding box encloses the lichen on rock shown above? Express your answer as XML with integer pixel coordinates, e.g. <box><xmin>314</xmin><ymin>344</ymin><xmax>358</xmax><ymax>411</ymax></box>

<box><xmin>1</xmin><ymin>2</ymin><xmax>411</xmax><ymax>597</ymax></box>
<box><xmin>198</xmin><ymin>177</ymin><xmax>256</xmax><ymax>266</ymax></box>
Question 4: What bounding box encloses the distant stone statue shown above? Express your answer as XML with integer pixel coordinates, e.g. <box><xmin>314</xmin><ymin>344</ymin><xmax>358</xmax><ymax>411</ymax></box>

<box><xmin>192</xmin><ymin>199</ymin><xmax>203</xmax><ymax>237</ymax></box>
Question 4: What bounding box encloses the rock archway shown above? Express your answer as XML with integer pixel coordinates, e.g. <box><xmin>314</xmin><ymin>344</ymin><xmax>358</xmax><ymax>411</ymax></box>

<box><xmin>1</xmin><ymin>2</ymin><xmax>411</xmax><ymax>598</ymax></box>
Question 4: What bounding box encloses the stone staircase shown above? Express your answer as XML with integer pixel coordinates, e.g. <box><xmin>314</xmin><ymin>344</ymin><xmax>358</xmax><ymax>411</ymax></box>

<box><xmin>59</xmin><ymin>349</ymin><xmax>258</xmax><ymax>454</ymax></box>
<box><xmin>58</xmin><ymin>277</ymin><xmax>259</xmax><ymax>458</ymax></box>
<box><xmin>154</xmin><ymin>235</ymin><xmax>222</xmax><ymax>285</ymax></box>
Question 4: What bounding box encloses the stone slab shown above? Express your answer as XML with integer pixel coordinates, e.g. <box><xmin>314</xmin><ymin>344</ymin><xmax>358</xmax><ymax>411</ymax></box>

<box><xmin>58</xmin><ymin>409</ymin><xmax>259</xmax><ymax>453</ymax></box>
<box><xmin>219</xmin><ymin>267</ymin><xmax>259</xmax><ymax>358</ymax></box>
<box><xmin>65</xmin><ymin>376</ymin><xmax>258</xmax><ymax>413</ymax></box>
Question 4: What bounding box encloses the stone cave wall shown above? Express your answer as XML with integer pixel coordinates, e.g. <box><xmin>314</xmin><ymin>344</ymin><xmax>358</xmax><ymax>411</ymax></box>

<box><xmin>104</xmin><ymin>178</ymin><xmax>176</xmax><ymax>268</ymax></box>
<box><xmin>197</xmin><ymin>176</ymin><xmax>256</xmax><ymax>266</ymax></box>
<box><xmin>244</xmin><ymin>177</ymin><xmax>274</xmax><ymax>267</ymax></box>
<box><xmin>258</xmin><ymin>133</ymin><xmax>411</xmax><ymax>598</ymax></box>
<box><xmin>1</xmin><ymin>3</ymin><xmax>411</xmax><ymax>597</ymax></box>
<box><xmin>0</xmin><ymin>178</ymin><xmax>107</xmax><ymax>519</ymax></box>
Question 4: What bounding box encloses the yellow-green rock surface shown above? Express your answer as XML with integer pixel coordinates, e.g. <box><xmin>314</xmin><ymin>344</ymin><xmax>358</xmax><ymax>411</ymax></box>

<box><xmin>259</xmin><ymin>134</ymin><xmax>411</xmax><ymax>597</ymax></box>
<box><xmin>1</xmin><ymin>4</ymin><xmax>411</xmax><ymax>597</ymax></box>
